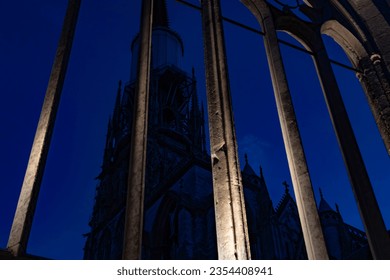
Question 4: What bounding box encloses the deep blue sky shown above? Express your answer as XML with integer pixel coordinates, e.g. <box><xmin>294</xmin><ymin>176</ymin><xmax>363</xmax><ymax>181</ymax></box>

<box><xmin>0</xmin><ymin>0</ymin><xmax>389</xmax><ymax>259</ymax></box>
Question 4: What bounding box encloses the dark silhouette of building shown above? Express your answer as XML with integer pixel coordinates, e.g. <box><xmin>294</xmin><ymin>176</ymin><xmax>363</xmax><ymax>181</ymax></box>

<box><xmin>83</xmin><ymin>0</ymin><xmax>370</xmax><ymax>260</ymax></box>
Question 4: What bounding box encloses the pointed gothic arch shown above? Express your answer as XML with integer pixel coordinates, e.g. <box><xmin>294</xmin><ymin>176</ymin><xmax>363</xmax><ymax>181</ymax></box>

<box><xmin>320</xmin><ymin>19</ymin><xmax>390</xmax><ymax>154</ymax></box>
<box><xmin>320</xmin><ymin>20</ymin><xmax>366</xmax><ymax>65</ymax></box>
<box><xmin>274</xmin><ymin>13</ymin><xmax>319</xmax><ymax>52</ymax></box>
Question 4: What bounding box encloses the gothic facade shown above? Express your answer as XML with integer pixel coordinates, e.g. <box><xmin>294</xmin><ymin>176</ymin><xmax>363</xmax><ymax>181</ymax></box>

<box><xmin>83</xmin><ymin>0</ymin><xmax>371</xmax><ymax>260</ymax></box>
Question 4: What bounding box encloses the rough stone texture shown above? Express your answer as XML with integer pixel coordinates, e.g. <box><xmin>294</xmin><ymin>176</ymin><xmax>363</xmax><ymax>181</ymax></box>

<box><xmin>6</xmin><ymin>0</ymin><xmax>81</xmax><ymax>257</ymax></box>
<box><xmin>241</xmin><ymin>0</ymin><xmax>329</xmax><ymax>260</ymax></box>
<box><xmin>357</xmin><ymin>56</ymin><xmax>390</xmax><ymax>155</ymax></box>
<box><xmin>122</xmin><ymin>0</ymin><xmax>153</xmax><ymax>260</ymax></box>
<box><xmin>347</xmin><ymin>0</ymin><xmax>390</xmax><ymax>71</ymax></box>
<box><xmin>314</xmin><ymin>43</ymin><xmax>390</xmax><ymax>260</ymax></box>
<box><xmin>201</xmin><ymin>0</ymin><xmax>251</xmax><ymax>260</ymax></box>
<box><xmin>347</xmin><ymin>1</ymin><xmax>390</xmax><ymax>155</ymax></box>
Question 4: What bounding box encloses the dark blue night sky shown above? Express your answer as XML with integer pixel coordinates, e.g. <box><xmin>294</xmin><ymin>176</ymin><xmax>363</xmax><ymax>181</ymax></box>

<box><xmin>1</xmin><ymin>0</ymin><xmax>389</xmax><ymax>259</ymax></box>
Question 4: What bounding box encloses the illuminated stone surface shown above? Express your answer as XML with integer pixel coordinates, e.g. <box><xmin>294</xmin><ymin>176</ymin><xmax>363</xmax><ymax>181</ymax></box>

<box><xmin>201</xmin><ymin>0</ymin><xmax>251</xmax><ymax>260</ymax></box>
<box><xmin>241</xmin><ymin>0</ymin><xmax>329</xmax><ymax>260</ymax></box>
<box><xmin>7</xmin><ymin>0</ymin><xmax>81</xmax><ymax>257</ymax></box>
<box><xmin>122</xmin><ymin>0</ymin><xmax>154</xmax><ymax>260</ymax></box>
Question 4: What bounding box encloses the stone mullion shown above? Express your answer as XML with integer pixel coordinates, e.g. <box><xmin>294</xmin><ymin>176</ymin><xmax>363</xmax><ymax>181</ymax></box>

<box><xmin>201</xmin><ymin>0</ymin><xmax>251</xmax><ymax>260</ymax></box>
<box><xmin>122</xmin><ymin>0</ymin><xmax>153</xmax><ymax>260</ymax></box>
<box><xmin>259</xmin><ymin>4</ymin><xmax>329</xmax><ymax>260</ymax></box>
<box><xmin>314</xmin><ymin>39</ymin><xmax>390</xmax><ymax>260</ymax></box>
<box><xmin>7</xmin><ymin>0</ymin><xmax>81</xmax><ymax>257</ymax></box>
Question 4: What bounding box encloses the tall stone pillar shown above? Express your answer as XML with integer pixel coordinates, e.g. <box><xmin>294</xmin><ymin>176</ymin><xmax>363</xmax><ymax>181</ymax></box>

<box><xmin>314</xmin><ymin>40</ymin><xmax>390</xmax><ymax>260</ymax></box>
<box><xmin>122</xmin><ymin>0</ymin><xmax>153</xmax><ymax>260</ymax></box>
<box><xmin>241</xmin><ymin>0</ymin><xmax>329</xmax><ymax>260</ymax></box>
<box><xmin>7</xmin><ymin>0</ymin><xmax>81</xmax><ymax>257</ymax></box>
<box><xmin>201</xmin><ymin>0</ymin><xmax>251</xmax><ymax>260</ymax></box>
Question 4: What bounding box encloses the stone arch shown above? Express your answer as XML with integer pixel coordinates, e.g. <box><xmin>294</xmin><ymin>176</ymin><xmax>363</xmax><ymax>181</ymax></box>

<box><xmin>241</xmin><ymin>0</ymin><xmax>320</xmax><ymax>52</ymax></box>
<box><xmin>274</xmin><ymin>13</ymin><xmax>320</xmax><ymax>53</ymax></box>
<box><xmin>321</xmin><ymin>20</ymin><xmax>367</xmax><ymax>67</ymax></box>
<box><xmin>321</xmin><ymin>19</ymin><xmax>390</xmax><ymax>154</ymax></box>
<box><xmin>262</xmin><ymin>6</ymin><xmax>390</xmax><ymax>155</ymax></box>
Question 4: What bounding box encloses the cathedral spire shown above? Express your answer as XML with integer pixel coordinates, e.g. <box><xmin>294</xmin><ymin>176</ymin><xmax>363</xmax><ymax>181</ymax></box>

<box><xmin>153</xmin><ymin>0</ymin><xmax>169</xmax><ymax>28</ymax></box>
<box><xmin>185</xmin><ymin>69</ymin><xmax>207</xmax><ymax>156</ymax></box>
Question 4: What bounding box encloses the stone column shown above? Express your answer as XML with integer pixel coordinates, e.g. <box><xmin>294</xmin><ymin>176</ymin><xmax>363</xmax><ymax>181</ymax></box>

<box><xmin>122</xmin><ymin>0</ymin><xmax>153</xmax><ymax>260</ymax></box>
<box><xmin>201</xmin><ymin>0</ymin><xmax>251</xmax><ymax>260</ymax></box>
<box><xmin>314</xmin><ymin>40</ymin><xmax>390</xmax><ymax>260</ymax></box>
<box><xmin>241</xmin><ymin>0</ymin><xmax>329</xmax><ymax>260</ymax></box>
<box><xmin>358</xmin><ymin>55</ymin><xmax>390</xmax><ymax>155</ymax></box>
<box><xmin>7</xmin><ymin>0</ymin><xmax>81</xmax><ymax>257</ymax></box>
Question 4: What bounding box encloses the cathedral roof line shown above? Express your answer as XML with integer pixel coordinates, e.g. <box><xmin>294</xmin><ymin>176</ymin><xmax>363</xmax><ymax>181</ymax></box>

<box><xmin>275</xmin><ymin>181</ymin><xmax>295</xmax><ymax>215</ymax></box>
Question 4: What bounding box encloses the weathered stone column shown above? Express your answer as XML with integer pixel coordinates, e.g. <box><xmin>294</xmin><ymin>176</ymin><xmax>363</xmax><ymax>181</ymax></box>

<box><xmin>122</xmin><ymin>0</ymin><xmax>153</xmax><ymax>260</ymax></box>
<box><xmin>358</xmin><ymin>55</ymin><xmax>390</xmax><ymax>155</ymax></box>
<box><xmin>314</xmin><ymin>40</ymin><xmax>390</xmax><ymax>260</ymax></box>
<box><xmin>7</xmin><ymin>0</ymin><xmax>81</xmax><ymax>257</ymax></box>
<box><xmin>241</xmin><ymin>0</ymin><xmax>329</xmax><ymax>260</ymax></box>
<box><xmin>201</xmin><ymin>0</ymin><xmax>251</xmax><ymax>260</ymax></box>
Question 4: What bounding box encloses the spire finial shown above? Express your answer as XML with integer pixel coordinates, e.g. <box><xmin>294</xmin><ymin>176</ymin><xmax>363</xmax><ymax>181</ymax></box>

<box><xmin>335</xmin><ymin>203</ymin><xmax>340</xmax><ymax>214</ymax></box>
<box><xmin>245</xmin><ymin>153</ymin><xmax>248</xmax><ymax>165</ymax></box>
<box><xmin>153</xmin><ymin>0</ymin><xmax>169</xmax><ymax>28</ymax></box>
<box><xmin>282</xmin><ymin>181</ymin><xmax>289</xmax><ymax>193</ymax></box>
<box><xmin>260</xmin><ymin>165</ymin><xmax>264</xmax><ymax>178</ymax></box>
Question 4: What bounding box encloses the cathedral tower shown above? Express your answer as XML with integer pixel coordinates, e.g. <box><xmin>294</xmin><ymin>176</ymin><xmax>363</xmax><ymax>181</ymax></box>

<box><xmin>84</xmin><ymin>0</ymin><xmax>213</xmax><ymax>259</ymax></box>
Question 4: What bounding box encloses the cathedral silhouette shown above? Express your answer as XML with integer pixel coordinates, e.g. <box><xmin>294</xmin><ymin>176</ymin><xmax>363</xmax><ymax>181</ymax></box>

<box><xmin>83</xmin><ymin>0</ymin><xmax>369</xmax><ymax>260</ymax></box>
